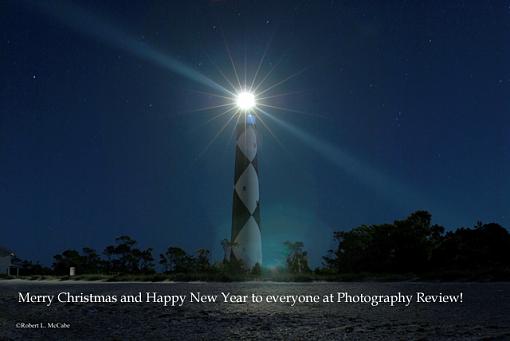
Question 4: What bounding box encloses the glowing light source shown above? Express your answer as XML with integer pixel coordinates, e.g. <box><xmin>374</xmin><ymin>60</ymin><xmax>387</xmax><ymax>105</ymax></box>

<box><xmin>236</xmin><ymin>91</ymin><xmax>256</xmax><ymax>111</ymax></box>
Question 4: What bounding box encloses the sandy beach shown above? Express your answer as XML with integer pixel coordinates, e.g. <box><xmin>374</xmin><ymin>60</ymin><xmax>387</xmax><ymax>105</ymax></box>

<box><xmin>0</xmin><ymin>280</ymin><xmax>509</xmax><ymax>340</ymax></box>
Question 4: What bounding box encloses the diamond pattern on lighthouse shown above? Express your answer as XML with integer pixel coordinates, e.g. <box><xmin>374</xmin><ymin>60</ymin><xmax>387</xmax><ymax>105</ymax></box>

<box><xmin>234</xmin><ymin>164</ymin><xmax>259</xmax><ymax>214</ymax></box>
<box><xmin>231</xmin><ymin>115</ymin><xmax>262</xmax><ymax>268</ymax></box>
<box><xmin>237</xmin><ymin>127</ymin><xmax>257</xmax><ymax>161</ymax></box>
<box><xmin>233</xmin><ymin>148</ymin><xmax>252</xmax><ymax>183</ymax></box>
<box><xmin>231</xmin><ymin>190</ymin><xmax>251</xmax><ymax>240</ymax></box>
<box><xmin>233</xmin><ymin>216</ymin><xmax>262</xmax><ymax>266</ymax></box>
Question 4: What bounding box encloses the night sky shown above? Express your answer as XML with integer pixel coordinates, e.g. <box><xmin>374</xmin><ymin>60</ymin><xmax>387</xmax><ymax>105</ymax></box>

<box><xmin>1</xmin><ymin>0</ymin><xmax>509</xmax><ymax>266</ymax></box>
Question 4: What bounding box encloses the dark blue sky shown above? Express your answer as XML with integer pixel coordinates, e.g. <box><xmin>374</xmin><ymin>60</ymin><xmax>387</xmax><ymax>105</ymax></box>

<box><xmin>1</xmin><ymin>0</ymin><xmax>509</xmax><ymax>266</ymax></box>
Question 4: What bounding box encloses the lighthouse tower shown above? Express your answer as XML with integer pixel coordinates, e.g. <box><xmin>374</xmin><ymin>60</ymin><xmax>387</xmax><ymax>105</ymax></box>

<box><xmin>230</xmin><ymin>112</ymin><xmax>262</xmax><ymax>268</ymax></box>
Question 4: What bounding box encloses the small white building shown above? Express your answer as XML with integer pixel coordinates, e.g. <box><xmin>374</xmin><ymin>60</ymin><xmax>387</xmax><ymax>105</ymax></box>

<box><xmin>0</xmin><ymin>246</ymin><xmax>19</xmax><ymax>276</ymax></box>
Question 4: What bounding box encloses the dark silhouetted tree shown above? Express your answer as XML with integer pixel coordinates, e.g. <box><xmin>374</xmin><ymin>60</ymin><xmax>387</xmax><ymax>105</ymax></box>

<box><xmin>430</xmin><ymin>222</ymin><xmax>510</xmax><ymax>271</ymax></box>
<box><xmin>324</xmin><ymin>211</ymin><xmax>445</xmax><ymax>274</ymax></box>
<box><xmin>160</xmin><ymin>247</ymin><xmax>194</xmax><ymax>273</ymax></box>
<box><xmin>284</xmin><ymin>241</ymin><xmax>311</xmax><ymax>273</ymax></box>
<box><xmin>81</xmin><ymin>247</ymin><xmax>103</xmax><ymax>273</ymax></box>
<box><xmin>251</xmin><ymin>262</ymin><xmax>262</xmax><ymax>276</ymax></box>
<box><xmin>195</xmin><ymin>248</ymin><xmax>211</xmax><ymax>272</ymax></box>
<box><xmin>103</xmin><ymin>236</ymin><xmax>154</xmax><ymax>274</ymax></box>
<box><xmin>53</xmin><ymin>249</ymin><xmax>84</xmax><ymax>275</ymax></box>
<box><xmin>19</xmin><ymin>260</ymin><xmax>52</xmax><ymax>276</ymax></box>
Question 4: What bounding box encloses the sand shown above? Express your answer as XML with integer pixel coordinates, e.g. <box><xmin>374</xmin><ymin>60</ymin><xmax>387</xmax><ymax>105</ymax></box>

<box><xmin>1</xmin><ymin>281</ymin><xmax>509</xmax><ymax>340</ymax></box>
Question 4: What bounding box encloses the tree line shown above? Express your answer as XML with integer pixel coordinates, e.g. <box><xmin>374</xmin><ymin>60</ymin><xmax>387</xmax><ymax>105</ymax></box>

<box><xmin>322</xmin><ymin>211</ymin><xmax>510</xmax><ymax>277</ymax></box>
<box><xmin>15</xmin><ymin>211</ymin><xmax>510</xmax><ymax>279</ymax></box>
<box><xmin>17</xmin><ymin>234</ymin><xmax>310</xmax><ymax>276</ymax></box>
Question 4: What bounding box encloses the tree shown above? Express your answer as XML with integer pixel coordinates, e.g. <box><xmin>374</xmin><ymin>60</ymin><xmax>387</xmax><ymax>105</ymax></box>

<box><xmin>81</xmin><ymin>247</ymin><xmax>103</xmax><ymax>273</ymax></box>
<box><xmin>133</xmin><ymin>247</ymin><xmax>155</xmax><ymax>274</ymax></box>
<box><xmin>160</xmin><ymin>247</ymin><xmax>194</xmax><ymax>273</ymax></box>
<box><xmin>221</xmin><ymin>239</ymin><xmax>230</xmax><ymax>262</ymax></box>
<box><xmin>222</xmin><ymin>256</ymin><xmax>246</xmax><ymax>274</ymax></box>
<box><xmin>251</xmin><ymin>262</ymin><xmax>262</xmax><ymax>276</ymax></box>
<box><xmin>103</xmin><ymin>236</ymin><xmax>154</xmax><ymax>274</ymax></box>
<box><xmin>19</xmin><ymin>260</ymin><xmax>52</xmax><ymax>276</ymax></box>
<box><xmin>195</xmin><ymin>248</ymin><xmax>211</xmax><ymax>272</ymax></box>
<box><xmin>219</xmin><ymin>239</ymin><xmax>246</xmax><ymax>274</ymax></box>
<box><xmin>430</xmin><ymin>222</ymin><xmax>510</xmax><ymax>271</ymax></box>
<box><xmin>220</xmin><ymin>239</ymin><xmax>239</xmax><ymax>263</ymax></box>
<box><xmin>284</xmin><ymin>241</ymin><xmax>311</xmax><ymax>273</ymax></box>
<box><xmin>53</xmin><ymin>249</ymin><xmax>84</xmax><ymax>275</ymax></box>
<box><xmin>324</xmin><ymin>211</ymin><xmax>445</xmax><ymax>274</ymax></box>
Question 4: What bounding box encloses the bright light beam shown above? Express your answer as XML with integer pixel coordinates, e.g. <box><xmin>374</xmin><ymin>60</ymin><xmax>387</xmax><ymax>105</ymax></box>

<box><xmin>258</xmin><ymin>108</ymin><xmax>427</xmax><ymax>211</ymax></box>
<box><xmin>27</xmin><ymin>1</ymin><xmax>232</xmax><ymax>96</ymax></box>
<box><xmin>198</xmin><ymin>113</ymin><xmax>238</xmax><ymax>158</ymax></box>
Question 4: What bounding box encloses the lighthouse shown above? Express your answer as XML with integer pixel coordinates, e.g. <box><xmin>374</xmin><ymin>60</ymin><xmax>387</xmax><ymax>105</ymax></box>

<box><xmin>230</xmin><ymin>92</ymin><xmax>262</xmax><ymax>269</ymax></box>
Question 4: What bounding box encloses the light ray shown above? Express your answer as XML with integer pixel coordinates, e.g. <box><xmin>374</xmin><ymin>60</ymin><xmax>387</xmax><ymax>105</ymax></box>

<box><xmin>257</xmin><ymin>90</ymin><xmax>306</xmax><ymax>101</ymax></box>
<box><xmin>249</xmin><ymin>34</ymin><xmax>275</xmax><ymax>91</ymax></box>
<box><xmin>258</xmin><ymin>103</ymin><xmax>325</xmax><ymax>118</ymax></box>
<box><xmin>204</xmin><ymin>53</ymin><xmax>238</xmax><ymax>95</ymax></box>
<box><xmin>29</xmin><ymin>1</ymin><xmax>231</xmax><ymax>95</ymax></box>
<box><xmin>185</xmin><ymin>102</ymin><xmax>233</xmax><ymax>113</ymax></box>
<box><xmin>186</xmin><ymin>89</ymin><xmax>233</xmax><ymax>101</ymax></box>
<box><xmin>226</xmin><ymin>113</ymin><xmax>242</xmax><ymax>147</ymax></box>
<box><xmin>188</xmin><ymin>107</ymin><xmax>238</xmax><ymax>134</ymax></box>
<box><xmin>258</xmin><ymin>110</ymin><xmax>427</xmax><ymax>210</ymax></box>
<box><xmin>257</xmin><ymin>66</ymin><xmax>310</xmax><ymax>96</ymax></box>
<box><xmin>221</xmin><ymin>31</ymin><xmax>243</xmax><ymax>90</ymax></box>
<box><xmin>204</xmin><ymin>107</ymin><xmax>237</xmax><ymax>125</ymax></box>
<box><xmin>253</xmin><ymin>53</ymin><xmax>289</xmax><ymax>93</ymax></box>
<box><xmin>198</xmin><ymin>113</ymin><xmax>238</xmax><ymax>158</ymax></box>
<box><xmin>243</xmin><ymin>39</ymin><xmax>248</xmax><ymax>89</ymax></box>
<box><xmin>254</xmin><ymin>109</ymin><xmax>288</xmax><ymax>152</ymax></box>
